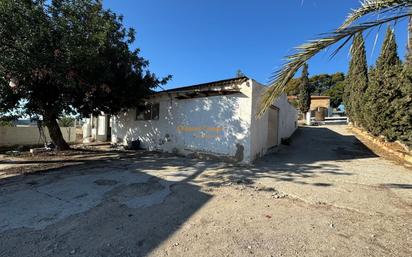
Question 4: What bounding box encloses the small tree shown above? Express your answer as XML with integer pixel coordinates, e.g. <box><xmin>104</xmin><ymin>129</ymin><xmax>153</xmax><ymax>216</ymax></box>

<box><xmin>298</xmin><ymin>63</ymin><xmax>311</xmax><ymax>117</ymax></box>
<box><xmin>346</xmin><ymin>33</ymin><xmax>368</xmax><ymax>126</ymax></box>
<box><xmin>324</xmin><ymin>80</ymin><xmax>345</xmax><ymax>108</ymax></box>
<box><xmin>58</xmin><ymin>117</ymin><xmax>75</xmax><ymax>127</ymax></box>
<box><xmin>0</xmin><ymin>0</ymin><xmax>170</xmax><ymax>150</ymax></box>
<box><xmin>236</xmin><ymin>70</ymin><xmax>245</xmax><ymax>78</ymax></box>
<box><xmin>0</xmin><ymin>120</ymin><xmax>13</xmax><ymax>127</ymax></box>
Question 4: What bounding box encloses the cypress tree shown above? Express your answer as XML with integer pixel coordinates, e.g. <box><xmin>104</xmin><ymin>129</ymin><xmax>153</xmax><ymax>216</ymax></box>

<box><xmin>298</xmin><ymin>63</ymin><xmax>311</xmax><ymax>115</ymax></box>
<box><xmin>376</xmin><ymin>28</ymin><xmax>401</xmax><ymax>69</ymax></box>
<box><xmin>363</xmin><ymin>67</ymin><xmax>381</xmax><ymax>135</ymax></box>
<box><xmin>393</xmin><ymin>62</ymin><xmax>412</xmax><ymax>149</ymax></box>
<box><xmin>345</xmin><ymin>33</ymin><xmax>368</xmax><ymax>126</ymax></box>
<box><xmin>395</xmin><ymin>22</ymin><xmax>412</xmax><ymax>148</ymax></box>
<box><xmin>364</xmin><ymin>27</ymin><xmax>402</xmax><ymax>139</ymax></box>
<box><xmin>343</xmin><ymin>78</ymin><xmax>352</xmax><ymax>118</ymax></box>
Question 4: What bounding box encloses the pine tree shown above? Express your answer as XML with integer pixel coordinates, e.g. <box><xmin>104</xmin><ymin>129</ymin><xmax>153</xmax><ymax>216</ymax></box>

<box><xmin>364</xmin><ymin>27</ymin><xmax>402</xmax><ymax>139</ymax></box>
<box><xmin>345</xmin><ymin>33</ymin><xmax>368</xmax><ymax>126</ymax></box>
<box><xmin>298</xmin><ymin>63</ymin><xmax>311</xmax><ymax>115</ymax></box>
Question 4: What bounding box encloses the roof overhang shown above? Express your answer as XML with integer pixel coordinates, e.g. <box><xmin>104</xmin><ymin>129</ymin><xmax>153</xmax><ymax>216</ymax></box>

<box><xmin>146</xmin><ymin>76</ymin><xmax>249</xmax><ymax>100</ymax></box>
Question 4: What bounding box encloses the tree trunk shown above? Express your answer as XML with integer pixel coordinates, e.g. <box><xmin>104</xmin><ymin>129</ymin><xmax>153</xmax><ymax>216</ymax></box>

<box><xmin>43</xmin><ymin>112</ymin><xmax>70</xmax><ymax>151</ymax></box>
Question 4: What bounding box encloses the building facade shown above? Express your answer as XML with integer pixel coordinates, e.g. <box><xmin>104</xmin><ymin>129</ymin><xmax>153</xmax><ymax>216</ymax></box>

<box><xmin>111</xmin><ymin>77</ymin><xmax>297</xmax><ymax>164</ymax></box>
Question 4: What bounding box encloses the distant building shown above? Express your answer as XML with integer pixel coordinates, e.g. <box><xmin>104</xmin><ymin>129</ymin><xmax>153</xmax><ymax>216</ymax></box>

<box><xmin>287</xmin><ymin>95</ymin><xmax>331</xmax><ymax>110</ymax></box>
<box><xmin>288</xmin><ymin>95</ymin><xmax>333</xmax><ymax>119</ymax></box>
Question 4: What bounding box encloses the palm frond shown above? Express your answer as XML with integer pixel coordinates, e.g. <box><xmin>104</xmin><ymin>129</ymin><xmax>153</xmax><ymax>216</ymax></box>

<box><xmin>258</xmin><ymin>11</ymin><xmax>411</xmax><ymax>116</ymax></box>
<box><xmin>341</xmin><ymin>0</ymin><xmax>412</xmax><ymax>29</ymax></box>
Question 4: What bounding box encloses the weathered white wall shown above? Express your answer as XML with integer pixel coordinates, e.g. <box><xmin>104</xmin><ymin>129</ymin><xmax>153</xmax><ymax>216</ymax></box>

<box><xmin>250</xmin><ymin>81</ymin><xmax>270</xmax><ymax>160</ymax></box>
<box><xmin>273</xmin><ymin>92</ymin><xmax>298</xmax><ymax>140</ymax></box>
<box><xmin>112</xmin><ymin>80</ymin><xmax>254</xmax><ymax>163</ymax></box>
<box><xmin>250</xmin><ymin>80</ymin><xmax>298</xmax><ymax>160</ymax></box>
<box><xmin>0</xmin><ymin>127</ymin><xmax>76</xmax><ymax>146</ymax></box>
<box><xmin>83</xmin><ymin>115</ymin><xmax>110</xmax><ymax>142</ymax></box>
<box><xmin>112</xmin><ymin>79</ymin><xmax>297</xmax><ymax>164</ymax></box>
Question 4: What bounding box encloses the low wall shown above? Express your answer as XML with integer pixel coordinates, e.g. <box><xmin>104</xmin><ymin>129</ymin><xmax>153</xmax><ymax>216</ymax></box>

<box><xmin>0</xmin><ymin>126</ymin><xmax>76</xmax><ymax>146</ymax></box>
<box><xmin>350</xmin><ymin>126</ymin><xmax>412</xmax><ymax>165</ymax></box>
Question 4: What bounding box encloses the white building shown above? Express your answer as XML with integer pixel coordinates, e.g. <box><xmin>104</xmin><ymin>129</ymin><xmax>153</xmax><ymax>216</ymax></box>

<box><xmin>111</xmin><ymin>77</ymin><xmax>297</xmax><ymax>164</ymax></box>
<box><xmin>83</xmin><ymin>114</ymin><xmax>111</xmax><ymax>143</ymax></box>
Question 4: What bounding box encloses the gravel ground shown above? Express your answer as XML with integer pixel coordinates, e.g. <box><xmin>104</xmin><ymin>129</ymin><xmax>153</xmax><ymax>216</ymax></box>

<box><xmin>0</xmin><ymin>125</ymin><xmax>411</xmax><ymax>257</ymax></box>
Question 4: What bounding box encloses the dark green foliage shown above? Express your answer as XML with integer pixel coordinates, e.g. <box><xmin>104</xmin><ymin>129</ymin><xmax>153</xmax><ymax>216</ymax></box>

<box><xmin>287</xmin><ymin>66</ymin><xmax>346</xmax><ymax>112</ymax></box>
<box><xmin>343</xmin><ymin>77</ymin><xmax>352</xmax><ymax>117</ymax></box>
<box><xmin>363</xmin><ymin>68</ymin><xmax>380</xmax><ymax>135</ymax></box>
<box><xmin>0</xmin><ymin>0</ymin><xmax>170</xmax><ymax>149</ymax></box>
<box><xmin>364</xmin><ymin>28</ymin><xmax>402</xmax><ymax>140</ymax></box>
<box><xmin>342</xmin><ymin>27</ymin><xmax>411</xmax><ymax>148</ymax></box>
<box><xmin>0</xmin><ymin>120</ymin><xmax>13</xmax><ymax>127</ymax></box>
<box><xmin>394</xmin><ymin>63</ymin><xmax>412</xmax><ymax>147</ymax></box>
<box><xmin>310</xmin><ymin>72</ymin><xmax>345</xmax><ymax>95</ymax></box>
<box><xmin>376</xmin><ymin>28</ymin><xmax>402</xmax><ymax>69</ymax></box>
<box><xmin>58</xmin><ymin>117</ymin><xmax>75</xmax><ymax>127</ymax></box>
<box><xmin>285</xmin><ymin>72</ymin><xmax>345</xmax><ymax>97</ymax></box>
<box><xmin>285</xmin><ymin>78</ymin><xmax>301</xmax><ymax>96</ymax></box>
<box><xmin>324</xmin><ymin>80</ymin><xmax>345</xmax><ymax>108</ymax></box>
<box><xmin>298</xmin><ymin>63</ymin><xmax>311</xmax><ymax>114</ymax></box>
<box><xmin>345</xmin><ymin>33</ymin><xmax>368</xmax><ymax>125</ymax></box>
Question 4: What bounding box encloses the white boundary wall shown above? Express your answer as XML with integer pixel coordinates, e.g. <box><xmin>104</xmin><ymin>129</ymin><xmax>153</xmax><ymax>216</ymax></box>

<box><xmin>0</xmin><ymin>127</ymin><xmax>76</xmax><ymax>146</ymax></box>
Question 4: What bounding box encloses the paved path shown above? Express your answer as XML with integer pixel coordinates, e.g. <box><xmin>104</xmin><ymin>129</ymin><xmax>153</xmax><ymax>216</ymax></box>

<box><xmin>0</xmin><ymin>125</ymin><xmax>411</xmax><ymax>257</ymax></box>
<box><xmin>210</xmin><ymin>125</ymin><xmax>412</xmax><ymax>216</ymax></box>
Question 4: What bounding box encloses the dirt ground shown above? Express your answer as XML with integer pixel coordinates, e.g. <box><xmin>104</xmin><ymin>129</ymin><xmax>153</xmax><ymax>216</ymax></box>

<box><xmin>0</xmin><ymin>125</ymin><xmax>411</xmax><ymax>257</ymax></box>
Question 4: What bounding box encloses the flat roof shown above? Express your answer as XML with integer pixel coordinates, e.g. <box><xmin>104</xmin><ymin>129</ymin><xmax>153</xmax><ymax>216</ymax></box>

<box><xmin>158</xmin><ymin>76</ymin><xmax>249</xmax><ymax>94</ymax></box>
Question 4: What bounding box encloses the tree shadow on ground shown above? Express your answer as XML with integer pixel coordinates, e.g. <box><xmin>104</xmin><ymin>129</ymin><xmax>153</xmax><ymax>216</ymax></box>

<box><xmin>381</xmin><ymin>183</ymin><xmax>412</xmax><ymax>189</ymax></box>
<box><xmin>0</xmin><ymin>158</ymin><xmax>212</xmax><ymax>257</ymax></box>
<box><xmin>1</xmin><ymin>126</ymin><xmax>379</xmax><ymax>190</ymax></box>
<box><xmin>0</xmin><ymin>125</ymin><xmax>385</xmax><ymax>256</ymax></box>
<box><xmin>193</xmin><ymin>126</ymin><xmax>379</xmax><ymax>188</ymax></box>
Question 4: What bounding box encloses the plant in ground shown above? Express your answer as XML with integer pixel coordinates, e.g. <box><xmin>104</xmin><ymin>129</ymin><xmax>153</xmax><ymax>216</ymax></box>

<box><xmin>345</xmin><ymin>33</ymin><xmax>368</xmax><ymax>126</ymax></box>
<box><xmin>0</xmin><ymin>0</ymin><xmax>170</xmax><ymax>150</ymax></box>
<box><xmin>298</xmin><ymin>63</ymin><xmax>311</xmax><ymax>116</ymax></box>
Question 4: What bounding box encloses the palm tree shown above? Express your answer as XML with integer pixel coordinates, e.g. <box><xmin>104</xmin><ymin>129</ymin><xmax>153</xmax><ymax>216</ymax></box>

<box><xmin>259</xmin><ymin>0</ymin><xmax>412</xmax><ymax>115</ymax></box>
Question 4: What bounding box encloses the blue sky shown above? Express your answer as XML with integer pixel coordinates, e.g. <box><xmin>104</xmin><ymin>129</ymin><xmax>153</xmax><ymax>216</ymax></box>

<box><xmin>103</xmin><ymin>0</ymin><xmax>409</xmax><ymax>89</ymax></box>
